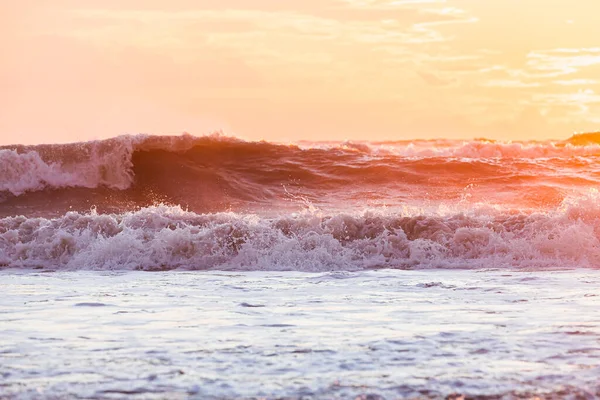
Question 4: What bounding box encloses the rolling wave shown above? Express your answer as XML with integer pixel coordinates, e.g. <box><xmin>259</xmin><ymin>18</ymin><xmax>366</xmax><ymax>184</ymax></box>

<box><xmin>2</xmin><ymin>133</ymin><xmax>600</xmax><ymax>217</ymax></box>
<box><xmin>2</xmin><ymin>132</ymin><xmax>600</xmax><ymax>270</ymax></box>
<box><xmin>2</xmin><ymin>133</ymin><xmax>600</xmax><ymax>196</ymax></box>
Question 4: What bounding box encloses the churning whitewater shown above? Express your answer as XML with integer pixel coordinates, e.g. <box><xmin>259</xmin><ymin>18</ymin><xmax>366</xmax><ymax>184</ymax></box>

<box><xmin>2</xmin><ymin>132</ymin><xmax>600</xmax><ymax>271</ymax></box>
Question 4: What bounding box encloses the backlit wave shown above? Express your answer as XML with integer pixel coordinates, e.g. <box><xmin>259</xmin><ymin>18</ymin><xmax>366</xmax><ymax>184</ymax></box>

<box><xmin>2</xmin><ymin>194</ymin><xmax>600</xmax><ymax>271</ymax></box>
<box><xmin>2</xmin><ymin>133</ymin><xmax>600</xmax><ymax>217</ymax></box>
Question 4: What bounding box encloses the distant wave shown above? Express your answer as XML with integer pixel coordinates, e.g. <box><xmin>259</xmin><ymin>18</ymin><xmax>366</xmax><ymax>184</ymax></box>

<box><xmin>2</xmin><ymin>133</ymin><xmax>600</xmax><ymax>217</ymax></box>
<box><xmin>2</xmin><ymin>194</ymin><xmax>600</xmax><ymax>271</ymax></box>
<box><xmin>565</xmin><ymin>132</ymin><xmax>600</xmax><ymax>146</ymax></box>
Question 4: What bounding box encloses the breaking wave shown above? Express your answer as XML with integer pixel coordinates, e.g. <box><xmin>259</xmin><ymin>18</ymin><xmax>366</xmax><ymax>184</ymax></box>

<box><xmin>0</xmin><ymin>134</ymin><xmax>202</xmax><ymax>196</ymax></box>
<box><xmin>2</xmin><ymin>133</ymin><xmax>600</xmax><ymax>196</ymax></box>
<box><xmin>2</xmin><ymin>132</ymin><xmax>600</xmax><ymax>271</ymax></box>
<box><xmin>2</xmin><ymin>133</ymin><xmax>600</xmax><ymax>216</ymax></box>
<box><xmin>2</xmin><ymin>194</ymin><xmax>600</xmax><ymax>271</ymax></box>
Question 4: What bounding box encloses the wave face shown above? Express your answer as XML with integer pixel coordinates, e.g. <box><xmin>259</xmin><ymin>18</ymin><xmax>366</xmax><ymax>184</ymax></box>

<box><xmin>0</xmin><ymin>134</ymin><xmax>199</xmax><ymax>197</ymax></box>
<box><xmin>2</xmin><ymin>133</ymin><xmax>600</xmax><ymax>270</ymax></box>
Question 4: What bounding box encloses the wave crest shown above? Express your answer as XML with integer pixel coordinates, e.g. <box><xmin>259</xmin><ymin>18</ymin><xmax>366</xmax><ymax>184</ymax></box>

<box><xmin>0</xmin><ymin>136</ymin><xmax>139</xmax><ymax>196</ymax></box>
<box><xmin>2</xmin><ymin>196</ymin><xmax>600</xmax><ymax>271</ymax></box>
<box><xmin>2</xmin><ymin>133</ymin><xmax>600</xmax><ymax>216</ymax></box>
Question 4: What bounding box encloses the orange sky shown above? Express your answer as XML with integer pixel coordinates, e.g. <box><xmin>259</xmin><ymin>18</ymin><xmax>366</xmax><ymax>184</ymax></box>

<box><xmin>1</xmin><ymin>0</ymin><xmax>599</xmax><ymax>145</ymax></box>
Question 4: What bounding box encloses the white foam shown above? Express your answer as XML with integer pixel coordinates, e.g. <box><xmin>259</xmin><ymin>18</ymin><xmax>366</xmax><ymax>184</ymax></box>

<box><xmin>2</xmin><ymin>196</ymin><xmax>600</xmax><ymax>271</ymax></box>
<box><xmin>307</xmin><ymin>140</ymin><xmax>600</xmax><ymax>158</ymax></box>
<box><xmin>0</xmin><ymin>150</ymin><xmax>74</xmax><ymax>196</ymax></box>
<box><xmin>0</xmin><ymin>138</ymin><xmax>137</xmax><ymax>196</ymax></box>
<box><xmin>0</xmin><ymin>133</ymin><xmax>235</xmax><ymax>196</ymax></box>
<box><xmin>3</xmin><ymin>269</ymin><xmax>599</xmax><ymax>398</ymax></box>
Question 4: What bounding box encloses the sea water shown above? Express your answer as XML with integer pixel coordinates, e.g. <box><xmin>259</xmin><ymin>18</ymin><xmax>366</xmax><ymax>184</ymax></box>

<box><xmin>3</xmin><ymin>133</ymin><xmax>600</xmax><ymax>398</ymax></box>
<box><xmin>2</xmin><ymin>269</ymin><xmax>600</xmax><ymax>399</ymax></box>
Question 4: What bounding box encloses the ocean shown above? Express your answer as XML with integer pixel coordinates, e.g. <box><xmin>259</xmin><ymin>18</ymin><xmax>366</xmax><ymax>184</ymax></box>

<box><xmin>2</xmin><ymin>133</ymin><xmax>600</xmax><ymax>399</ymax></box>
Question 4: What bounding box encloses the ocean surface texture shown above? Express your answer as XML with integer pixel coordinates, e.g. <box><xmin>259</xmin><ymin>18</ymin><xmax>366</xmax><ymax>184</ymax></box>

<box><xmin>2</xmin><ymin>133</ymin><xmax>600</xmax><ymax>399</ymax></box>
<box><xmin>2</xmin><ymin>133</ymin><xmax>600</xmax><ymax>271</ymax></box>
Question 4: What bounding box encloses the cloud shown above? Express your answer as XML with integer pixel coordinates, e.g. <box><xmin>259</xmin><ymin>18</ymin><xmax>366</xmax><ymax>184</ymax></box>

<box><xmin>554</xmin><ymin>79</ymin><xmax>599</xmax><ymax>86</ymax></box>
<box><xmin>482</xmin><ymin>80</ymin><xmax>541</xmax><ymax>88</ymax></box>
<box><xmin>533</xmin><ymin>89</ymin><xmax>600</xmax><ymax>114</ymax></box>
<box><xmin>6</xmin><ymin>0</ymin><xmax>599</xmax><ymax>142</ymax></box>
<box><xmin>526</xmin><ymin>48</ymin><xmax>600</xmax><ymax>78</ymax></box>
<box><xmin>339</xmin><ymin>0</ymin><xmax>446</xmax><ymax>9</ymax></box>
<box><xmin>29</xmin><ymin>0</ymin><xmax>477</xmax><ymax>96</ymax></box>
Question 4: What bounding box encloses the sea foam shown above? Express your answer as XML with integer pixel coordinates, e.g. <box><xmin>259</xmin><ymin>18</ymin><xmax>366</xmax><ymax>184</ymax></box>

<box><xmin>2</xmin><ymin>197</ymin><xmax>599</xmax><ymax>271</ymax></box>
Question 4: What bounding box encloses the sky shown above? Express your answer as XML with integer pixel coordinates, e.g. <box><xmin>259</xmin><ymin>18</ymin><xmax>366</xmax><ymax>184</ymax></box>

<box><xmin>1</xmin><ymin>0</ymin><xmax>600</xmax><ymax>145</ymax></box>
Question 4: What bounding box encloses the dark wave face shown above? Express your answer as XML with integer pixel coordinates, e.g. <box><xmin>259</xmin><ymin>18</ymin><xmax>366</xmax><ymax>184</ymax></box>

<box><xmin>2</xmin><ymin>132</ymin><xmax>600</xmax><ymax>270</ymax></box>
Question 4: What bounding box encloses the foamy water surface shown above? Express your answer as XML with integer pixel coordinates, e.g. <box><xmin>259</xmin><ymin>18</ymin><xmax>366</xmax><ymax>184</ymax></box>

<box><xmin>2</xmin><ymin>269</ymin><xmax>600</xmax><ymax>399</ymax></box>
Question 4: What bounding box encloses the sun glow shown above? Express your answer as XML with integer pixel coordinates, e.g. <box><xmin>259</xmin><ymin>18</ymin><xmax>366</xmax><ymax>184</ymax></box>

<box><xmin>1</xmin><ymin>1</ymin><xmax>600</xmax><ymax>145</ymax></box>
